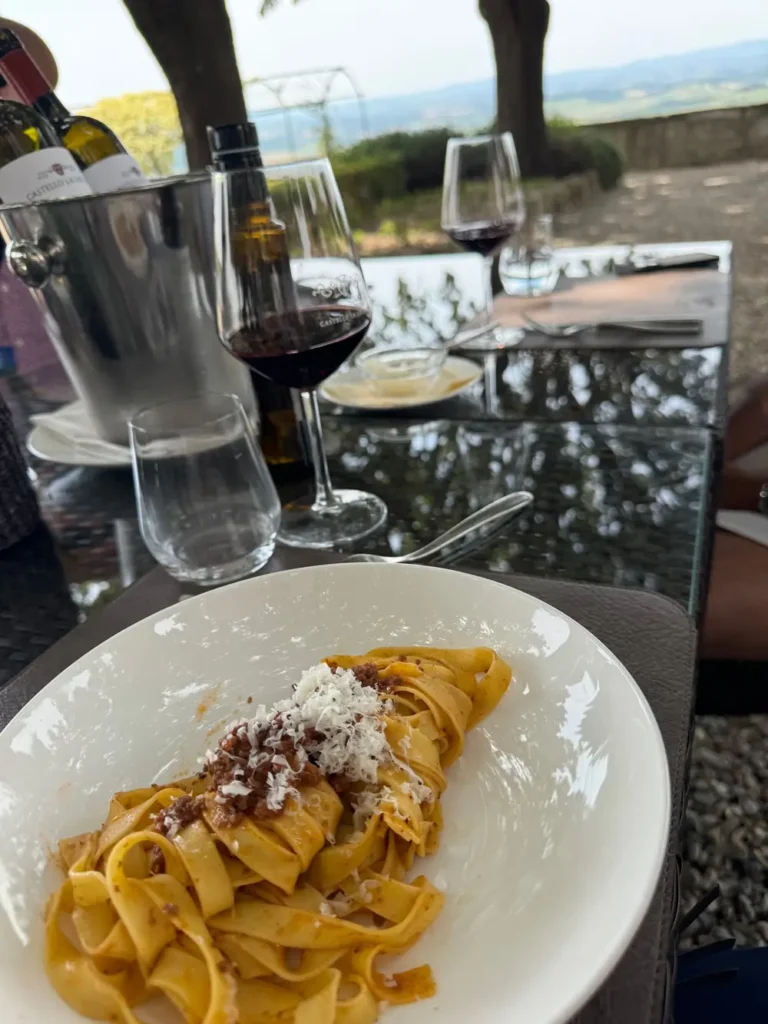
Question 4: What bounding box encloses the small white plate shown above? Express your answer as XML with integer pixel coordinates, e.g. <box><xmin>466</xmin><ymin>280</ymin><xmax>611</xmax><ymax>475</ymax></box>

<box><xmin>320</xmin><ymin>354</ymin><xmax>481</xmax><ymax>411</ymax></box>
<box><xmin>27</xmin><ymin>402</ymin><xmax>132</xmax><ymax>468</ymax></box>
<box><xmin>0</xmin><ymin>562</ymin><xmax>669</xmax><ymax>1024</ymax></box>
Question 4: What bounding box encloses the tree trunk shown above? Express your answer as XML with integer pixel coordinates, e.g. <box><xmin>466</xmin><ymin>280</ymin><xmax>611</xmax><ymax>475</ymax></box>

<box><xmin>121</xmin><ymin>0</ymin><xmax>246</xmax><ymax>170</ymax></box>
<box><xmin>479</xmin><ymin>0</ymin><xmax>550</xmax><ymax>178</ymax></box>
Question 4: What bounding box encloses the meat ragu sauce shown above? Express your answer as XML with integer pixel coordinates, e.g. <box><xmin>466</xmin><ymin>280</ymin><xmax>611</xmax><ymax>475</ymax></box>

<box><xmin>328</xmin><ymin>660</ymin><xmax>394</xmax><ymax>691</ymax></box>
<box><xmin>155</xmin><ymin>660</ymin><xmax>394</xmax><ymax>834</ymax></box>
<box><xmin>206</xmin><ymin>720</ymin><xmax>322</xmax><ymax>826</ymax></box>
<box><xmin>154</xmin><ymin>794</ymin><xmax>203</xmax><ymax>837</ymax></box>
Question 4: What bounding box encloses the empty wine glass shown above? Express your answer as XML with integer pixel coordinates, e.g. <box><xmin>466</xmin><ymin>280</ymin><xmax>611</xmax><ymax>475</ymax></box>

<box><xmin>213</xmin><ymin>157</ymin><xmax>387</xmax><ymax>549</ymax></box>
<box><xmin>441</xmin><ymin>132</ymin><xmax>526</xmax><ymax>349</ymax></box>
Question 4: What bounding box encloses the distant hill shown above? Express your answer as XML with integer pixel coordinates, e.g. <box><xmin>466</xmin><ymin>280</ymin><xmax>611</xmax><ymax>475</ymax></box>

<box><xmin>254</xmin><ymin>38</ymin><xmax>768</xmax><ymax>158</ymax></box>
<box><xmin>545</xmin><ymin>38</ymin><xmax>768</xmax><ymax>123</ymax></box>
<box><xmin>254</xmin><ymin>79</ymin><xmax>496</xmax><ymax>157</ymax></box>
<box><xmin>546</xmin><ymin>39</ymin><xmax>768</xmax><ymax>98</ymax></box>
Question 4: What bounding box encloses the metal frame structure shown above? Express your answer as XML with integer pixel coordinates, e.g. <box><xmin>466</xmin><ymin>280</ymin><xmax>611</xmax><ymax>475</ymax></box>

<box><xmin>242</xmin><ymin>67</ymin><xmax>369</xmax><ymax>156</ymax></box>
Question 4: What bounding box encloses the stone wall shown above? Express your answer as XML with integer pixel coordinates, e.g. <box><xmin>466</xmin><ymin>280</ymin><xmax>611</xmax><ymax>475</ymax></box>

<box><xmin>589</xmin><ymin>104</ymin><xmax>768</xmax><ymax>171</ymax></box>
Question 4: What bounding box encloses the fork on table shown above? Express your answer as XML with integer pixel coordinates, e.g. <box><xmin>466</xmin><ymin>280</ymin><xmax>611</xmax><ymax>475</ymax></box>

<box><xmin>522</xmin><ymin>314</ymin><xmax>703</xmax><ymax>338</ymax></box>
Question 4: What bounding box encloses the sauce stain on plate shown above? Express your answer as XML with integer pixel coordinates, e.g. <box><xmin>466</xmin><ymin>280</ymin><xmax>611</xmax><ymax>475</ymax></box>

<box><xmin>195</xmin><ymin>682</ymin><xmax>222</xmax><ymax>720</ymax></box>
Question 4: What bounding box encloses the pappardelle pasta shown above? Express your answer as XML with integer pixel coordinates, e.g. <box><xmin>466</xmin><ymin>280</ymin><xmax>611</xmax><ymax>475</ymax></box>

<box><xmin>46</xmin><ymin>645</ymin><xmax>512</xmax><ymax>1023</ymax></box>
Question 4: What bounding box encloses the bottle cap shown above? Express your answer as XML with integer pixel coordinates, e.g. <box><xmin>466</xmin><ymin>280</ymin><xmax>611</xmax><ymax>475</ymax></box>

<box><xmin>207</xmin><ymin>122</ymin><xmax>260</xmax><ymax>156</ymax></box>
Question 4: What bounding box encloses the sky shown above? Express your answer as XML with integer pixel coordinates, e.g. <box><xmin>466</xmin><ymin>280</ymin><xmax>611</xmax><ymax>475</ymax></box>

<box><xmin>1</xmin><ymin>0</ymin><xmax>766</xmax><ymax>108</ymax></box>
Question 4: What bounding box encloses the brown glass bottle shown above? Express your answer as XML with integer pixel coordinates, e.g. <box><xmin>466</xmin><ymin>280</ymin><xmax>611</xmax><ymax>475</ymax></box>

<box><xmin>0</xmin><ymin>31</ymin><xmax>91</xmax><ymax>204</ymax></box>
<box><xmin>0</xmin><ymin>28</ymin><xmax>145</xmax><ymax>193</ymax></box>
<box><xmin>208</xmin><ymin>121</ymin><xmax>311</xmax><ymax>484</ymax></box>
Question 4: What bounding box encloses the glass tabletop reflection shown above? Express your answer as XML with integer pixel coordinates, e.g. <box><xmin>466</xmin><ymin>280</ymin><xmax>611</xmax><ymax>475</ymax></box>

<box><xmin>0</xmin><ymin>240</ymin><xmax>722</xmax><ymax>647</ymax></box>
<box><xmin>349</xmin><ymin>244</ymin><xmax>729</xmax><ymax>429</ymax></box>
<box><xmin>10</xmin><ymin>416</ymin><xmax>713</xmax><ymax>626</ymax></box>
<box><xmin>13</xmin><ymin>415</ymin><xmax>708</xmax><ymax>622</ymax></box>
<box><xmin>324</xmin><ymin>417</ymin><xmax>714</xmax><ymax>615</ymax></box>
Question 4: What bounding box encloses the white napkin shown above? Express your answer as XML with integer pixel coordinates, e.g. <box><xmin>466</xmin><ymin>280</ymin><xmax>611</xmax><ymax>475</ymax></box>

<box><xmin>716</xmin><ymin>510</ymin><xmax>768</xmax><ymax>549</ymax></box>
<box><xmin>733</xmin><ymin>442</ymin><xmax>768</xmax><ymax>477</ymax></box>
<box><xmin>711</xmin><ymin>445</ymin><xmax>768</xmax><ymax>548</ymax></box>
<box><xmin>30</xmin><ymin>401</ymin><xmax>131</xmax><ymax>462</ymax></box>
<box><xmin>30</xmin><ymin>400</ymin><xmax>247</xmax><ymax>463</ymax></box>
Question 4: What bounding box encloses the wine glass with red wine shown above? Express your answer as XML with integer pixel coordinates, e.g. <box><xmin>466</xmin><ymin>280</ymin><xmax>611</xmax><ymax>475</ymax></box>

<box><xmin>213</xmin><ymin>158</ymin><xmax>387</xmax><ymax>549</ymax></box>
<box><xmin>441</xmin><ymin>132</ymin><xmax>525</xmax><ymax>348</ymax></box>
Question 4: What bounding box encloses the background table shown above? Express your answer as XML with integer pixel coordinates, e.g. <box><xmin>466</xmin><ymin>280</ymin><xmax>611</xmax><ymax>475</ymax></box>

<box><xmin>352</xmin><ymin>241</ymin><xmax>730</xmax><ymax>429</ymax></box>
<box><xmin>0</xmin><ymin>242</ymin><xmax>727</xmax><ymax>679</ymax></box>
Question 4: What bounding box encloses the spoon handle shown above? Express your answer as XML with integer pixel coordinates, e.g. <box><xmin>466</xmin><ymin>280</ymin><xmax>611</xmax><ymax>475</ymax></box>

<box><xmin>398</xmin><ymin>491</ymin><xmax>533</xmax><ymax>565</ymax></box>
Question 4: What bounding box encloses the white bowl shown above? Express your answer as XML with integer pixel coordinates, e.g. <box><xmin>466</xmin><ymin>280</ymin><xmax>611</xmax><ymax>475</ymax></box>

<box><xmin>356</xmin><ymin>346</ymin><xmax>446</xmax><ymax>397</ymax></box>
<box><xmin>0</xmin><ymin>563</ymin><xmax>669</xmax><ymax>1024</ymax></box>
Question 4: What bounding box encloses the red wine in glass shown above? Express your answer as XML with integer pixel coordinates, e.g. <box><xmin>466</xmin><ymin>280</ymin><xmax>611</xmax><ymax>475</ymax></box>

<box><xmin>226</xmin><ymin>304</ymin><xmax>371</xmax><ymax>391</ymax></box>
<box><xmin>446</xmin><ymin>220</ymin><xmax>520</xmax><ymax>258</ymax></box>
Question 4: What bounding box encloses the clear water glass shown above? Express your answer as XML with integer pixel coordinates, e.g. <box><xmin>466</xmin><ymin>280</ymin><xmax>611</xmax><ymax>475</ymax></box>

<box><xmin>129</xmin><ymin>393</ymin><xmax>280</xmax><ymax>585</ymax></box>
<box><xmin>499</xmin><ymin>213</ymin><xmax>560</xmax><ymax>297</ymax></box>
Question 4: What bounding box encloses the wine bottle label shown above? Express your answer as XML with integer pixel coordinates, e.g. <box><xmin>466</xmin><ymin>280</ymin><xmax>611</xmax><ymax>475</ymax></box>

<box><xmin>84</xmin><ymin>154</ymin><xmax>146</xmax><ymax>193</ymax></box>
<box><xmin>0</xmin><ymin>148</ymin><xmax>91</xmax><ymax>205</ymax></box>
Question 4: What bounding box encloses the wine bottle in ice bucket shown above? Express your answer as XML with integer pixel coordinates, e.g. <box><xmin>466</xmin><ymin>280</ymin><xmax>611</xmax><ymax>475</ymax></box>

<box><xmin>208</xmin><ymin>121</ymin><xmax>311</xmax><ymax>484</ymax></box>
<box><xmin>0</xmin><ymin>27</ymin><xmax>145</xmax><ymax>194</ymax></box>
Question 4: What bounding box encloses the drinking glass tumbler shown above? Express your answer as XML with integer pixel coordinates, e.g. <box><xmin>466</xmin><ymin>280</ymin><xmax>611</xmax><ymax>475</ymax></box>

<box><xmin>129</xmin><ymin>393</ymin><xmax>280</xmax><ymax>585</ymax></box>
<box><xmin>499</xmin><ymin>212</ymin><xmax>559</xmax><ymax>297</ymax></box>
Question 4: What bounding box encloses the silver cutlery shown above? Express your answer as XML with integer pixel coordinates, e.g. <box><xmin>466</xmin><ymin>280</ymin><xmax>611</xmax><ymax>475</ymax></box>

<box><xmin>522</xmin><ymin>314</ymin><xmax>703</xmax><ymax>338</ymax></box>
<box><xmin>346</xmin><ymin>491</ymin><xmax>533</xmax><ymax>564</ymax></box>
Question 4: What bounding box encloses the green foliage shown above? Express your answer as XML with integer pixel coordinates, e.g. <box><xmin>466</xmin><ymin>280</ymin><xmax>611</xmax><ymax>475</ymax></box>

<box><xmin>335</xmin><ymin>123</ymin><xmax>623</xmax><ymax>221</ymax></box>
<box><xmin>547</xmin><ymin>114</ymin><xmax>577</xmax><ymax>130</ymax></box>
<box><xmin>329</xmin><ymin>120</ymin><xmax>622</xmax><ymax>229</ymax></box>
<box><xmin>341</xmin><ymin>129</ymin><xmax>455</xmax><ymax>192</ymax></box>
<box><xmin>80</xmin><ymin>91</ymin><xmax>182</xmax><ymax>177</ymax></box>
<box><xmin>330</xmin><ymin>150</ymin><xmax>407</xmax><ymax>226</ymax></box>
<box><xmin>548</xmin><ymin>83</ymin><xmax>768</xmax><ymax>123</ymax></box>
<box><xmin>549</xmin><ymin>124</ymin><xmax>624</xmax><ymax>190</ymax></box>
<box><xmin>581</xmin><ymin>135</ymin><xmax>624</xmax><ymax>190</ymax></box>
<box><xmin>318</xmin><ymin>110</ymin><xmax>336</xmax><ymax>156</ymax></box>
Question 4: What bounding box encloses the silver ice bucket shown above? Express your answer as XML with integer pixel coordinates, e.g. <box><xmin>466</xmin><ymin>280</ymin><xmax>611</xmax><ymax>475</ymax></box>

<box><xmin>0</xmin><ymin>173</ymin><xmax>255</xmax><ymax>444</ymax></box>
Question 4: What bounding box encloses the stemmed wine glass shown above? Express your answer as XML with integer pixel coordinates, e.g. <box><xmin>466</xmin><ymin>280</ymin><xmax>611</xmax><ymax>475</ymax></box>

<box><xmin>441</xmin><ymin>132</ymin><xmax>526</xmax><ymax>349</ymax></box>
<box><xmin>213</xmin><ymin>158</ymin><xmax>387</xmax><ymax>549</ymax></box>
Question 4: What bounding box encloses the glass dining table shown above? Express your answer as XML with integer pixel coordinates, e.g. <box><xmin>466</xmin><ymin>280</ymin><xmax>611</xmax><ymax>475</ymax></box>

<box><xmin>0</xmin><ymin>239</ymin><xmax>729</xmax><ymax>1024</ymax></box>
<box><xmin>0</xmin><ymin>240</ymin><xmax>727</xmax><ymax>683</ymax></box>
<box><xmin>353</xmin><ymin>242</ymin><xmax>729</xmax><ymax>429</ymax></box>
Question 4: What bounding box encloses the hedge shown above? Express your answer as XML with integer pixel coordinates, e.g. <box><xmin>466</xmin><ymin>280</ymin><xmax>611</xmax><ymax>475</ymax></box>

<box><xmin>549</xmin><ymin>125</ymin><xmax>624</xmax><ymax>190</ymax></box>
<box><xmin>331</xmin><ymin>123</ymin><xmax>624</xmax><ymax>223</ymax></box>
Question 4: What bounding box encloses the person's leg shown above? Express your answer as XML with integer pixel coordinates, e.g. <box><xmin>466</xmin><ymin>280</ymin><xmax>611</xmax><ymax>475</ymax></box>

<box><xmin>702</xmin><ymin>531</ymin><xmax>768</xmax><ymax>660</ymax></box>
<box><xmin>676</xmin><ymin>944</ymin><xmax>768</xmax><ymax>1023</ymax></box>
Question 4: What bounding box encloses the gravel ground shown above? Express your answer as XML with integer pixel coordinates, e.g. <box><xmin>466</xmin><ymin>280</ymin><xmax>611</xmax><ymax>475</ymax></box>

<box><xmin>558</xmin><ymin>162</ymin><xmax>768</xmax><ymax>949</ymax></box>
<box><xmin>558</xmin><ymin>160</ymin><xmax>768</xmax><ymax>390</ymax></box>
<box><xmin>683</xmin><ymin>717</ymin><xmax>768</xmax><ymax>948</ymax></box>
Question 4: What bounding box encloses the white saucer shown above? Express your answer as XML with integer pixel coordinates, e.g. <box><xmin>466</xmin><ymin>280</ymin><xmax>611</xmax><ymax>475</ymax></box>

<box><xmin>320</xmin><ymin>354</ymin><xmax>481</xmax><ymax>411</ymax></box>
<box><xmin>27</xmin><ymin>402</ymin><xmax>131</xmax><ymax>468</ymax></box>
